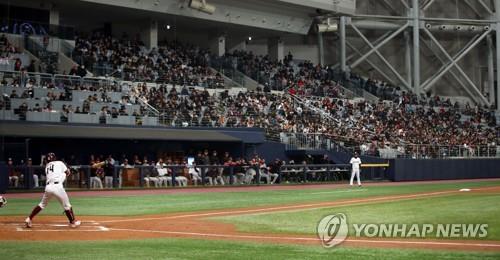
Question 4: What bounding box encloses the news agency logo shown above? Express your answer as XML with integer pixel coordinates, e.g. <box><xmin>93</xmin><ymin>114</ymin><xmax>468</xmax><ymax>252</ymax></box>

<box><xmin>352</xmin><ymin>223</ymin><xmax>488</xmax><ymax>238</ymax></box>
<box><xmin>316</xmin><ymin>213</ymin><xmax>349</xmax><ymax>248</ymax></box>
<box><xmin>317</xmin><ymin>213</ymin><xmax>489</xmax><ymax>248</ymax></box>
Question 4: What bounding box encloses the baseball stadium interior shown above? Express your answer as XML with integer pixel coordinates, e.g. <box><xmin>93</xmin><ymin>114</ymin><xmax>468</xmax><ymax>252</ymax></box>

<box><xmin>0</xmin><ymin>1</ymin><xmax>500</xmax><ymax>258</ymax></box>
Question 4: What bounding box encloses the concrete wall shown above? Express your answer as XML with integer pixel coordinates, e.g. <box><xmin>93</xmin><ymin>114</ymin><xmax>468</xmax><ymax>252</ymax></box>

<box><xmin>388</xmin><ymin>158</ymin><xmax>500</xmax><ymax>181</ymax></box>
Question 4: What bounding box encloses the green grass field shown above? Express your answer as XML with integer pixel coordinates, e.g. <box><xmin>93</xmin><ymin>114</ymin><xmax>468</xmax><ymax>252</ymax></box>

<box><xmin>215</xmin><ymin>193</ymin><xmax>500</xmax><ymax>240</ymax></box>
<box><xmin>1</xmin><ymin>181</ymin><xmax>497</xmax><ymax>216</ymax></box>
<box><xmin>0</xmin><ymin>239</ymin><xmax>500</xmax><ymax>260</ymax></box>
<box><xmin>1</xmin><ymin>180</ymin><xmax>500</xmax><ymax>259</ymax></box>
<box><xmin>2</xmin><ymin>239</ymin><xmax>500</xmax><ymax>260</ymax></box>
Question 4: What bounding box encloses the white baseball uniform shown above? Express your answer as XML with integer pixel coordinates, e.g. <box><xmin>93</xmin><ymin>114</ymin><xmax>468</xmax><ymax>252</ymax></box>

<box><xmin>349</xmin><ymin>156</ymin><xmax>362</xmax><ymax>186</ymax></box>
<box><xmin>38</xmin><ymin>161</ymin><xmax>72</xmax><ymax>210</ymax></box>
<box><xmin>156</xmin><ymin>162</ymin><xmax>172</xmax><ymax>187</ymax></box>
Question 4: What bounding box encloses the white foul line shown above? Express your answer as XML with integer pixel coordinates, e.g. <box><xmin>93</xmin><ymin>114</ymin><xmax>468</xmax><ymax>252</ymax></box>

<box><xmin>309</xmin><ymin>189</ymin><xmax>368</xmax><ymax>195</ymax></box>
<box><xmin>100</xmin><ymin>189</ymin><xmax>466</xmax><ymax>223</ymax></box>
<box><xmin>109</xmin><ymin>227</ymin><xmax>500</xmax><ymax>248</ymax></box>
<box><xmin>16</xmin><ymin>228</ymin><xmax>108</xmax><ymax>232</ymax></box>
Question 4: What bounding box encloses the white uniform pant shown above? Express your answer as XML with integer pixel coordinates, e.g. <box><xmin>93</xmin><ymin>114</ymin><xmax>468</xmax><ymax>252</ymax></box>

<box><xmin>33</xmin><ymin>174</ymin><xmax>39</xmax><ymax>188</ymax></box>
<box><xmin>9</xmin><ymin>176</ymin><xmax>19</xmax><ymax>187</ymax></box>
<box><xmin>104</xmin><ymin>176</ymin><xmax>122</xmax><ymax>188</ymax></box>
<box><xmin>350</xmin><ymin>169</ymin><xmax>361</xmax><ymax>185</ymax></box>
<box><xmin>38</xmin><ymin>183</ymin><xmax>72</xmax><ymax>210</ymax></box>
<box><xmin>212</xmin><ymin>176</ymin><xmax>224</xmax><ymax>185</ymax></box>
<box><xmin>90</xmin><ymin>177</ymin><xmax>103</xmax><ymax>189</ymax></box>
<box><xmin>189</xmin><ymin>168</ymin><xmax>202</xmax><ymax>185</ymax></box>
<box><xmin>158</xmin><ymin>176</ymin><xmax>172</xmax><ymax>187</ymax></box>
<box><xmin>260</xmin><ymin>173</ymin><xmax>279</xmax><ymax>184</ymax></box>
<box><xmin>176</xmin><ymin>176</ymin><xmax>188</xmax><ymax>186</ymax></box>
<box><xmin>244</xmin><ymin>169</ymin><xmax>256</xmax><ymax>184</ymax></box>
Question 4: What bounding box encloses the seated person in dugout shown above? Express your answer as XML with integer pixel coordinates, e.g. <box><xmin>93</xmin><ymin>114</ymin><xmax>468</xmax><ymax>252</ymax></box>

<box><xmin>156</xmin><ymin>158</ymin><xmax>171</xmax><ymax>187</ymax></box>
<box><xmin>233</xmin><ymin>159</ymin><xmax>247</xmax><ymax>184</ymax></box>
<box><xmin>259</xmin><ymin>159</ymin><xmax>279</xmax><ymax>184</ymax></box>
<box><xmin>243</xmin><ymin>159</ymin><xmax>257</xmax><ymax>184</ymax></box>
<box><xmin>144</xmin><ymin>158</ymin><xmax>161</xmax><ymax>188</ymax></box>
<box><xmin>166</xmin><ymin>159</ymin><xmax>187</xmax><ymax>186</ymax></box>
<box><xmin>188</xmin><ymin>160</ymin><xmax>203</xmax><ymax>186</ymax></box>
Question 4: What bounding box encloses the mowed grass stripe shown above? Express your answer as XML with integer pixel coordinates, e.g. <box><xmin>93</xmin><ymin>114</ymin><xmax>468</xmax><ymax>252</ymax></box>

<box><xmin>1</xmin><ymin>238</ymin><xmax>500</xmax><ymax>260</ymax></box>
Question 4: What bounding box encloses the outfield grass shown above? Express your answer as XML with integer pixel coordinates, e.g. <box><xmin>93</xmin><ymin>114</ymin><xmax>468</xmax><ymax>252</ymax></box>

<box><xmin>215</xmin><ymin>193</ymin><xmax>500</xmax><ymax>240</ymax></box>
<box><xmin>1</xmin><ymin>238</ymin><xmax>500</xmax><ymax>260</ymax></box>
<box><xmin>1</xmin><ymin>180</ymin><xmax>498</xmax><ymax>216</ymax></box>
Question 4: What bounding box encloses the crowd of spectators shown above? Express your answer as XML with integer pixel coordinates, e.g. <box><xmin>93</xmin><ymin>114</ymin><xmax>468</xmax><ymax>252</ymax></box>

<box><xmin>104</xmin><ymin>77</ymin><xmax>500</xmax><ymax>158</ymax></box>
<box><xmin>214</xmin><ymin>50</ymin><xmax>346</xmax><ymax>98</ymax></box>
<box><xmin>0</xmin><ymin>34</ymin><xmax>20</xmax><ymax>59</ymax></box>
<box><xmin>129</xmin><ymin>82</ymin><xmax>328</xmax><ymax>133</ymax></box>
<box><xmin>0</xmin><ymin>71</ymin><xmax>151</xmax><ymax>121</ymax></box>
<box><xmin>72</xmin><ymin>33</ymin><xmax>224</xmax><ymax>87</ymax></box>
<box><xmin>1</xmin><ymin>36</ymin><xmax>498</xmax><ymax>159</ymax></box>
<box><xmin>2</xmin><ymin>67</ymin><xmax>498</xmax><ymax>159</ymax></box>
<box><xmin>216</xmin><ymin>49</ymin><xmax>497</xmax><ymax>118</ymax></box>
<box><xmin>348</xmin><ymin>73</ymin><xmax>484</xmax><ymax>109</ymax></box>
<box><xmin>296</xmin><ymin>95</ymin><xmax>498</xmax><ymax>158</ymax></box>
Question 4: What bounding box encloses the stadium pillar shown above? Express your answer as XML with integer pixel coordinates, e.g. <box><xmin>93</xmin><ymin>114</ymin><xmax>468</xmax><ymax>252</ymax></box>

<box><xmin>267</xmin><ymin>37</ymin><xmax>284</xmax><ymax>62</ymax></box>
<box><xmin>404</xmin><ymin>31</ymin><xmax>412</xmax><ymax>88</ymax></box>
<box><xmin>209</xmin><ymin>35</ymin><xmax>225</xmax><ymax>57</ymax></box>
<box><xmin>496</xmin><ymin>0</ymin><xmax>500</xmax><ymax>111</ymax></box>
<box><xmin>412</xmin><ymin>0</ymin><xmax>420</xmax><ymax>94</ymax></box>
<box><xmin>339</xmin><ymin>16</ymin><xmax>347</xmax><ymax>73</ymax></box>
<box><xmin>487</xmin><ymin>35</ymin><xmax>495</xmax><ymax>105</ymax></box>
<box><xmin>49</xmin><ymin>6</ymin><xmax>60</xmax><ymax>26</ymax></box>
<box><xmin>317</xmin><ymin>32</ymin><xmax>324</xmax><ymax>66</ymax></box>
<box><xmin>143</xmin><ymin>20</ymin><xmax>158</xmax><ymax>49</ymax></box>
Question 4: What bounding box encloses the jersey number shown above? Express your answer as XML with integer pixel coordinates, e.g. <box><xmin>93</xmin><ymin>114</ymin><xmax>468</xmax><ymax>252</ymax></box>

<box><xmin>46</xmin><ymin>164</ymin><xmax>54</xmax><ymax>175</ymax></box>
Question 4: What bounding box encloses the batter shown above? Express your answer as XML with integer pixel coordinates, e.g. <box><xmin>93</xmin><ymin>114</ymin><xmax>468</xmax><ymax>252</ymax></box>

<box><xmin>25</xmin><ymin>153</ymin><xmax>81</xmax><ymax>228</ymax></box>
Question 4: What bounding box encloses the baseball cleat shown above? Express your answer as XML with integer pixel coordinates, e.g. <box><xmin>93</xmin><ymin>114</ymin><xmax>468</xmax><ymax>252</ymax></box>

<box><xmin>69</xmin><ymin>220</ymin><xmax>81</xmax><ymax>228</ymax></box>
<box><xmin>25</xmin><ymin>217</ymin><xmax>32</xmax><ymax>228</ymax></box>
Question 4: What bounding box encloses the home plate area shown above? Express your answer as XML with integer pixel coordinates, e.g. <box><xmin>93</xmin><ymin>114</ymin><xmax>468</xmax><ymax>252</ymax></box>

<box><xmin>10</xmin><ymin>220</ymin><xmax>109</xmax><ymax>232</ymax></box>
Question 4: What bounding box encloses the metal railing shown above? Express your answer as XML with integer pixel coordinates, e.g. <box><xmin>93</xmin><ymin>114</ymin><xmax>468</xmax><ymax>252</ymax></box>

<box><xmin>209</xmin><ymin>57</ymin><xmax>261</xmax><ymax>90</ymax></box>
<box><xmin>25</xmin><ymin>37</ymin><xmax>59</xmax><ymax>74</ymax></box>
<box><xmin>281</xmin><ymin>133</ymin><xmax>351</xmax><ymax>153</ymax></box>
<box><xmin>60</xmin><ymin>39</ymin><xmax>74</xmax><ymax>59</ymax></box>
<box><xmin>0</xmin><ymin>70</ymin><xmax>118</xmax><ymax>90</ymax></box>
<box><xmin>287</xmin><ymin>92</ymin><xmax>340</xmax><ymax>124</ymax></box>
<box><xmin>361</xmin><ymin>144</ymin><xmax>500</xmax><ymax>159</ymax></box>
<box><xmin>5</xmin><ymin>163</ymin><xmax>367</xmax><ymax>191</ymax></box>
<box><xmin>280</xmin><ymin>132</ymin><xmax>500</xmax><ymax>159</ymax></box>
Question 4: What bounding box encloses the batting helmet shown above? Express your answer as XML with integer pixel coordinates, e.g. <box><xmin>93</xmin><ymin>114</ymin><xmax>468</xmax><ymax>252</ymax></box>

<box><xmin>46</xmin><ymin>152</ymin><xmax>57</xmax><ymax>162</ymax></box>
